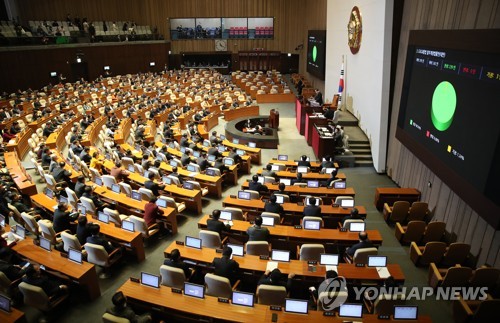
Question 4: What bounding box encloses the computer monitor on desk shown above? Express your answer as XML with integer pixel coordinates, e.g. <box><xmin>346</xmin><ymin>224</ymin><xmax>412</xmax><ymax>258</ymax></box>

<box><xmin>39</xmin><ymin>236</ymin><xmax>51</xmax><ymax>252</ymax></box>
<box><xmin>184</xmin><ymin>282</ymin><xmax>204</xmax><ymax>299</ymax></box>
<box><xmin>141</xmin><ymin>272</ymin><xmax>160</xmax><ymax>288</ymax></box>
<box><xmin>121</xmin><ymin>220</ymin><xmax>135</xmax><ymax>232</ymax></box>
<box><xmin>275</xmin><ymin>195</ymin><xmax>285</xmax><ymax>204</ymax></box>
<box><xmin>185</xmin><ymin>236</ymin><xmax>202</xmax><ymax>249</ymax></box>
<box><xmin>220</xmin><ymin>211</ymin><xmax>232</xmax><ymax>221</ymax></box>
<box><xmin>349</xmin><ymin>222</ymin><xmax>365</xmax><ymax>232</ymax></box>
<box><xmin>156</xmin><ymin>198</ymin><xmax>167</xmax><ymax>208</ymax></box>
<box><xmin>334</xmin><ymin>181</ymin><xmax>346</xmax><ymax>189</ymax></box>
<box><xmin>285</xmin><ymin>299</ymin><xmax>308</xmax><ymax>314</ymax></box>
<box><xmin>307</xmin><ymin>180</ymin><xmax>319</xmax><ymax>188</ymax></box>
<box><xmin>208</xmin><ymin>155</ymin><xmax>216</xmax><ymax>162</ymax></box>
<box><xmin>0</xmin><ymin>293</ymin><xmax>11</xmax><ymax>313</ymax></box>
<box><xmin>271</xmin><ymin>249</ymin><xmax>290</xmax><ymax>262</ymax></box>
<box><xmin>339</xmin><ymin>304</ymin><xmax>363</xmax><ymax>318</ymax></box>
<box><xmin>131</xmin><ymin>191</ymin><xmax>142</xmax><ymax>201</ymax></box>
<box><xmin>277</xmin><ymin>155</ymin><xmax>288</xmax><ymax>161</ymax></box>
<box><xmin>238</xmin><ymin>191</ymin><xmax>251</xmax><ymax>200</ymax></box>
<box><xmin>127</xmin><ymin>165</ymin><xmax>135</xmax><ymax>173</ymax></box>
<box><xmin>227</xmin><ymin>243</ymin><xmax>244</xmax><ymax>257</ymax></box>
<box><xmin>232</xmin><ymin>291</ymin><xmax>254</xmax><ymax>307</ymax></box>
<box><xmin>368</xmin><ymin>256</ymin><xmax>387</xmax><ymax>267</ymax></box>
<box><xmin>303</xmin><ymin>219</ymin><xmax>321</xmax><ymax>230</ymax></box>
<box><xmin>394</xmin><ymin>306</ymin><xmax>418</xmax><ymax>320</ymax></box>
<box><xmin>340</xmin><ymin>199</ymin><xmax>355</xmax><ymax>208</ymax></box>
<box><xmin>279</xmin><ymin>178</ymin><xmax>291</xmax><ymax>186</ymax></box>
<box><xmin>248</xmin><ymin>142</ymin><xmax>256</xmax><ymax>148</ymax></box>
<box><xmin>97</xmin><ymin>211</ymin><xmax>109</xmax><ymax>224</ymax></box>
<box><xmin>68</xmin><ymin>248</ymin><xmax>83</xmax><ymax>264</ymax></box>
<box><xmin>297</xmin><ymin>166</ymin><xmax>308</xmax><ymax>173</ymax></box>
<box><xmin>262</xmin><ymin>216</ymin><xmax>275</xmax><ymax>227</ymax></box>
<box><xmin>111</xmin><ymin>183</ymin><xmax>121</xmax><ymax>194</ymax></box>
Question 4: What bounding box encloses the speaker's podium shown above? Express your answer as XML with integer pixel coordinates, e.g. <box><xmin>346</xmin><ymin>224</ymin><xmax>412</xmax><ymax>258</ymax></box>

<box><xmin>269</xmin><ymin>109</ymin><xmax>279</xmax><ymax>129</ymax></box>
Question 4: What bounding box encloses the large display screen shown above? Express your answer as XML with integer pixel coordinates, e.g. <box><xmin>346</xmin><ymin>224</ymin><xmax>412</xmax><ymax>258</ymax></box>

<box><xmin>307</xmin><ymin>30</ymin><xmax>326</xmax><ymax>80</ymax></box>
<box><xmin>396</xmin><ymin>29</ymin><xmax>500</xmax><ymax>228</ymax></box>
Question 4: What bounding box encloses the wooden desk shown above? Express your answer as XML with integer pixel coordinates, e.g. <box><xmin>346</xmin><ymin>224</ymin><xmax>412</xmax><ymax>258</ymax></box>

<box><xmin>6</xmin><ymin>127</ymin><xmax>33</xmax><ymax>158</ymax></box>
<box><xmin>12</xmin><ymin>239</ymin><xmax>101</xmax><ymax>300</ymax></box>
<box><xmin>256</xmin><ymin>92</ymin><xmax>296</xmax><ymax>103</ymax></box>
<box><xmin>374</xmin><ymin>188</ymin><xmax>421</xmax><ymax>211</ymax></box>
<box><xmin>312</xmin><ymin>125</ymin><xmax>336</xmax><ymax>160</ymax></box>
<box><xmin>268</xmin><ymin>158</ymin><xmax>335</xmax><ymax>170</ymax></box>
<box><xmin>193</xmin><ymin>141</ymin><xmax>252</xmax><ymax>174</ymax></box>
<box><xmin>256</xmin><ymin>169</ymin><xmax>345</xmax><ymax>181</ymax></box>
<box><xmin>119</xmin><ymin>280</ymin><xmax>431</xmax><ymax>323</ymax></box>
<box><xmin>164</xmin><ymin>243</ymin><xmax>397</xmax><ymax>280</ymax></box>
<box><xmin>29</xmin><ymin>193</ymin><xmax>146</xmax><ymax>262</ymax></box>
<box><xmin>295</xmin><ymin>99</ymin><xmax>315</xmax><ymax>135</ymax></box>
<box><xmin>197</xmin><ymin>215</ymin><xmax>381</xmax><ymax>246</ymax></box>
<box><xmin>0</xmin><ymin>307</ymin><xmax>26</xmax><ymax>322</ymax></box>
<box><xmin>222</xmin><ymin>139</ymin><xmax>262</xmax><ymax>165</ymax></box>
<box><xmin>305</xmin><ymin>113</ymin><xmax>330</xmax><ymax>146</ymax></box>
<box><xmin>223</xmin><ymin>105</ymin><xmax>259</xmax><ymax>122</ymax></box>
<box><xmin>4</xmin><ymin>151</ymin><xmax>37</xmax><ymax>196</ymax></box>
<box><xmin>241</xmin><ymin>182</ymin><xmax>355</xmax><ymax>202</ymax></box>
<box><xmin>114</xmin><ymin>118</ymin><xmax>131</xmax><ymax>145</ymax></box>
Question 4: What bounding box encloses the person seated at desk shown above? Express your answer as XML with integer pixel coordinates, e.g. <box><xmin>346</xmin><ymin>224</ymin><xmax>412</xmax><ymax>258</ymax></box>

<box><xmin>208</xmin><ymin>143</ymin><xmax>222</xmax><ymax>158</ymax></box>
<box><xmin>248</xmin><ymin>175</ymin><xmax>269</xmax><ymax>193</ymax></box>
<box><xmin>106</xmin><ymin>291</ymin><xmax>152</xmax><ymax>323</ymax></box>
<box><xmin>227</xmin><ymin>147</ymin><xmax>242</xmax><ymax>164</ymax></box>
<box><xmin>70</xmin><ymin>140</ymin><xmax>84</xmax><ymax>156</ymax></box>
<box><xmin>341</xmin><ymin>208</ymin><xmax>361</xmax><ymax>226</ymax></box>
<box><xmin>297</xmin><ymin>155</ymin><xmax>311</xmax><ymax>167</ymax></box>
<box><xmin>48</xmin><ymin>155</ymin><xmax>59</xmax><ymax>173</ymax></box>
<box><xmin>86</xmin><ymin>223</ymin><xmax>119</xmax><ymax>254</ymax></box>
<box><xmin>212</xmin><ymin>157</ymin><xmax>228</xmax><ymax>173</ymax></box>
<box><xmin>321</xmin><ymin>155</ymin><xmax>335</xmax><ymax>169</ymax></box>
<box><xmin>170</xmin><ymin>166</ymin><xmax>183</xmax><ymax>184</ymax></box>
<box><xmin>23</xmin><ymin>264</ymin><xmax>69</xmax><ymax>298</ymax></box>
<box><xmin>75</xmin><ymin>175</ymin><xmax>86</xmax><ymax>198</ymax></box>
<box><xmin>291</xmin><ymin>173</ymin><xmax>305</xmax><ymax>185</ymax></box>
<box><xmin>212</xmin><ymin>246</ymin><xmax>239</xmax><ymax>285</ymax></box>
<box><xmin>246</xmin><ymin>216</ymin><xmax>270</xmax><ymax>242</ymax></box>
<box><xmin>53</xmin><ymin>161</ymin><xmax>73</xmax><ymax>188</ymax></box>
<box><xmin>110</xmin><ymin>161</ymin><xmax>130</xmax><ymax>182</ymax></box>
<box><xmin>180</xmin><ymin>133</ymin><xmax>189</xmax><ymax>147</ymax></box>
<box><xmin>181</xmin><ymin>150</ymin><xmax>192</xmax><ymax>167</ymax></box>
<box><xmin>246</xmin><ymin>124</ymin><xmax>264</xmax><ymax>135</ymax></box>
<box><xmin>323</xmin><ymin>105</ymin><xmax>334</xmax><ymax>120</ymax></box>
<box><xmin>41</xmin><ymin>148</ymin><xmax>53</xmax><ymax>167</ymax></box>
<box><xmin>304</xmin><ymin>197</ymin><xmax>321</xmax><ymax>217</ymax></box>
<box><xmin>324</xmin><ymin>169</ymin><xmax>340</xmax><ymax>187</ymax></box>
<box><xmin>80</xmin><ymin>147</ymin><xmax>92</xmax><ymax>164</ymax></box>
<box><xmin>82</xmin><ymin>186</ymin><xmax>108</xmax><ymax>211</ymax></box>
<box><xmin>53</xmin><ymin>202</ymin><xmax>78</xmax><ymax>234</ymax></box>
<box><xmin>261</xmin><ymin>164</ymin><xmax>277</xmax><ymax>180</ymax></box>
<box><xmin>10</xmin><ymin>121</ymin><xmax>21</xmax><ymax>135</ymax></box>
<box><xmin>0</xmin><ymin>247</ymin><xmax>27</xmax><ymax>281</ymax></box>
<box><xmin>11</xmin><ymin>194</ymin><xmax>36</xmax><ymax>214</ymax></box>
<box><xmin>141</xmin><ymin>154</ymin><xmax>152</xmax><ymax>170</ymax></box>
<box><xmin>264</xmin><ymin>194</ymin><xmax>284</xmax><ymax>216</ymax></box>
<box><xmin>164</xmin><ymin>248</ymin><xmax>193</xmax><ymax>280</ymax></box>
<box><xmin>196</xmin><ymin>152</ymin><xmax>210</xmax><ymax>171</ymax></box>
<box><xmin>345</xmin><ymin>231</ymin><xmax>375</xmax><ymax>258</ymax></box>
<box><xmin>209</xmin><ymin>131</ymin><xmax>221</xmax><ymax>145</ymax></box>
<box><xmin>76</xmin><ymin>216</ymin><xmax>91</xmax><ymax>245</ymax></box>
<box><xmin>258</xmin><ymin>268</ymin><xmax>295</xmax><ymax>292</ymax></box>
<box><xmin>144</xmin><ymin>172</ymin><xmax>165</xmax><ymax>196</ymax></box>
<box><xmin>144</xmin><ymin>196</ymin><xmax>166</xmax><ymax>231</ymax></box>
<box><xmin>207</xmin><ymin>209</ymin><xmax>231</xmax><ymax>235</ymax></box>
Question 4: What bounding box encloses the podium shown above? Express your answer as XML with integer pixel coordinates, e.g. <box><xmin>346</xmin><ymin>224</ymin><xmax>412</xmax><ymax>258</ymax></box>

<box><xmin>269</xmin><ymin>109</ymin><xmax>279</xmax><ymax>129</ymax></box>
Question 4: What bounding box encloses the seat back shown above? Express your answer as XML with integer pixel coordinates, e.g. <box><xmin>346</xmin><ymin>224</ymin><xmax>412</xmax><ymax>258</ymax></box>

<box><xmin>441</xmin><ymin>243</ymin><xmax>471</xmax><ymax>267</ymax></box>
<box><xmin>302</xmin><ymin>216</ymin><xmax>324</xmax><ymax>227</ymax></box>
<box><xmin>119</xmin><ymin>182</ymin><xmax>132</xmax><ymax>196</ymax></box>
<box><xmin>128</xmin><ymin>215</ymin><xmax>149</xmax><ymax>238</ymax></box>
<box><xmin>80</xmin><ymin>196</ymin><xmax>97</xmax><ymax>215</ymax></box>
<box><xmin>469</xmin><ymin>267</ymin><xmax>500</xmax><ymax>290</ymax></box>
<box><xmin>61</xmin><ymin>231</ymin><xmax>82</xmax><ymax>252</ymax></box>
<box><xmin>204</xmin><ymin>273</ymin><xmax>232</xmax><ymax>298</ymax></box>
<box><xmin>421</xmin><ymin>242</ymin><xmax>447</xmax><ymax>266</ymax></box>
<box><xmin>246</xmin><ymin>241</ymin><xmax>269</xmax><ymax>256</ymax></box>
<box><xmin>373</xmin><ymin>293</ymin><xmax>406</xmax><ymax>316</ymax></box>
<box><xmin>223</xmin><ymin>207</ymin><xmax>244</xmax><ymax>221</ymax></box>
<box><xmin>102</xmin><ymin>175</ymin><xmax>117</xmax><ymax>188</ymax></box>
<box><xmin>37</xmin><ymin>219</ymin><xmax>57</xmax><ymax>244</ymax></box>
<box><xmin>441</xmin><ymin>266</ymin><xmax>473</xmax><ymax>288</ymax></box>
<box><xmin>243</xmin><ymin>190</ymin><xmax>260</xmax><ymax>199</ymax></box>
<box><xmin>21</xmin><ymin>213</ymin><xmax>39</xmax><ymax>236</ymax></box>
<box><xmin>103</xmin><ymin>207</ymin><xmax>123</xmax><ymax>226</ymax></box>
<box><xmin>261</xmin><ymin>212</ymin><xmax>280</xmax><ymax>224</ymax></box>
<box><xmin>353</xmin><ymin>247</ymin><xmax>378</xmax><ymax>265</ymax></box>
<box><xmin>206</xmin><ymin>167</ymin><xmax>221</xmax><ymax>176</ymax></box>
<box><xmin>389</xmin><ymin>201</ymin><xmax>410</xmax><ymax>223</ymax></box>
<box><xmin>334</xmin><ymin>196</ymin><xmax>352</xmax><ymax>204</ymax></box>
<box><xmin>65</xmin><ymin>187</ymin><xmax>79</xmax><ymax>210</ymax></box>
<box><xmin>299</xmin><ymin>244</ymin><xmax>325</xmax><ymax>261</ymax></box>
<box><xmin>44</xmin><ymin>173</ymin><xmax>58</xmax><ymax>191</ymax></box>
<box><xmin>407</xmin><ymin>202</ymin><xmax>428</xmax><ymax>222</ymax></box>
<box><xmin>402</xmin><ymin>221</ymin><xmax>426</xmax><ymax>243</ymax></box>
<box><xmin>160</xmin><ymin>265</ymin><xmax>186</xmax><ymax>289</ymax></box>
<box><xmin>84</xmin><ymin>243</ymin><xmax>109</xmax><ymax>267</ymax></box>
<box><xmin>318</xmin><ymin>291</ymin><xmax>348</xmax><ymax>311</ymax></box>
<box><xmin>120</xmin><ymin>157</ymin><xmax>134</xmax><ymax>169</ymax></box>
<box><xmin>256</xmin><ymin>285</ymin><xmax>287</xmax><ymax>305</ymax></box>
<box><xmin>0</xmin><ymin>272</ymin><xmax>12</xmax><ymax>295</ymax></box>
<box><xmin>167</xmin><ymin>175</ymin><xmax>180</xmax><ymax>185</ymax></box>
<box><xmin>199</xmin><ymin>230</ymin><xmax>222</xmax><ymax>249</ymax></box>
<box><xmin>102</xmin><ymin>313</ymin><xmax>131</xmax><ymax>323</ymax></box>
<box><xmin>19</xmin><ymin>282</ymin><xmax>51</xmax><ymax>311</ymax></box>
<box><xmin>422</xmin><ymin>221</ymin><xmax>446</xmax><ymax>244</ymax></box>
<box><xmin>138</xmin><ymin>187</ymin><xmax>154</xmax><ymax>200</ymax></box>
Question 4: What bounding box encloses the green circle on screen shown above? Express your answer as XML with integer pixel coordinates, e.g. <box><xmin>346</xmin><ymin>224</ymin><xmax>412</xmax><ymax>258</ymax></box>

<box><xmin>431</xmin><ymin>81</ymin><xmax>457</xmax><ymax>131</ymax></box>
<box><xmin>312</xmin><ymin>46</ymin><xmax>318</xmax><ymax>62</ymax></box>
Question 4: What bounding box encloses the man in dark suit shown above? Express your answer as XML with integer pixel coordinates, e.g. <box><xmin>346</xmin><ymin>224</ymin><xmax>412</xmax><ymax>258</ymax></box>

<box><xmin>86</xmin><ymin>223</ymin><xmax>116</xmax><ymax>253</ymax></box>
<box><xmin>341</xmin><ymin>207</ymin><xmax>362</xmax><ymax>226</ymax></box>
<box><xmin>106</xmin><ymin>291</ymin><xmax>152</xmax><ymax>323</ymax></box>
<box><xmin>23</xmin><ymin>264</ymin><xmax>68</xmax><ymax>298</ymax></box>
<box><xmin>179</xmin><ymin>134</ymin><xmax>189</xmax><ymax>147</ymax></box>
<box><xmin>207</xmin><ymin>209</ymin><xmax>231</xmax><ymax>235</ymax></box>
<box><xmin>325</xmin><ymin>169</ymin><xmax>340</xmax><ymax>187</ymax></box>
<box><xmin>196</xmin><ymin>152</ymin><xmax>210</xmax><ymax>171</ymax></box>
<box><xmin>208</xmin><ymin>143</ymin><xmax>222</xmax><ymax>158</ymax></box>
<box><xmin>261</xmin><ymin>164</ymin><xmax>277</xmax><ymax>180</ymax></box>
<box><xmin>227</xmin><ymin>147</ymin><xmax>242</xmax><ymax>164</ymax></box>
<box><xmin>314</xmin><ymin>89</ymin><xmax>323</xmax><ymax>105</ymax></box>
<box><xmin>144</xmin><ymin>172</ymin><xmax>165</xmax><ymax>196</ymax></box>
<box><xmin>303</xmin><ymin>197</ymin><xmax>321</xmax><ymax>217</ymax></box>
<box><xmin>257</xmin><ymin>268</ymin><xmax>295</xmax><ymax>292</ymax></box>
<box><xmin>180</xmin><ymin>151</ymin><xmax>192</xmax><ymax>167</ymax></box>
<box><xmin>170</xmin><ymin>166</ymin><xmax>183</xmax><ymax>184</ymax></box>
<box><xmin>74</xmin><ymin>176</ymin><xmax>86</xmax><ymax>198</ymax></box>
<box><xmin>246</xmin><ymin>216</ymin><xmax>270</xmax><ymax>241</ymax></box>
<box><xmin>248</xmin><ymin>175</ymin><xmax>269</xmax><ymax>193</ymax></box>
<box><xmin>212</xmin><ymin>157</ymin><xmax>228</xmax><ymax>173</ymax></box>
<box><xmin>297</xmin><ymin>155</ymin><xmax>311</xmax><ymax>167</ymax></box>
<box><xmin>76</xmin><ymin>216</ymin><xmax>91</xmax><ymax>245</ymax></box>
<box><xmin>323</xmin><ymin>106</ymin><xmax>334</xmax><ymax>120</ymax></box>
<box><xmin>164</xmin><ymin>248</ymin><xmax>193</xmax><ymax>280</ymax></box>
<box><xmin>52</xmin><ymin>162</ymin><xmax>73</xmax><ymax>188</ymax></box>
<box><xmin>346</xmin><ymin>231</ymin><xmax>375</xmax><ymax>257</ymax></box>
<box><xmin>212</xmin><ymin>246</ymin><xmax>239</xmax><ymax>284</ymax></box>
<box><xmin>321</xmin><ymin>156</ymin><xmax>335</xmax><ymax>169</ymax></box>
<box><xmin>209</xmin><ymin>131</ymin><xmax>221</xmax><ymax>145</ymax></box>
<box><xmin>53</xmin><ymin>203</ymin><xmax>78</xmax><ymax>233</ymax></box>
<box><xmin>264</xmin><ymin>194</ymin><xmax>284</xmax><ymax>215</ymax></box>
<box><xmin>291</xmin><ymin>173</ymin><xmax>305</xmax><ymax>185</ymax></box>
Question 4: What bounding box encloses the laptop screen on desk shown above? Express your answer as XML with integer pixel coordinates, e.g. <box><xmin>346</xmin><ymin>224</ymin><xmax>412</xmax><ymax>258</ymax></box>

<box><xmin>394</xmin><ymin>306</ymin><xmax>418</xmax><ymax>320</ymax></box>
<box><xmin>68</xmin><ymin>248</ymin><xmax>83</xmax><ymax>264</ymax></box>
<box><xmin>94</xmin><ymin>177</ymin><xmax>103</xmax><ymax>186</ymax></box>
<box><xmin>271</xmin><ymin>165</ymin><xmax>280</xmax><ymax>171</ymax></box>
<box><xmin>262</xmin><ymin>216</ymin><xmax>275</xmax><ymax>227</ymax></box>
<box><xmin>224</xmin><ymin>159</ymin><xmax>234</xmax><ymax>166</ymax></box>
<box><xmin>183</xmin><ymin>182</ymin><xmax>194</xmax><ymax>190</ymax></box>
<box><xmin>220</xmin><ymin>211</ymin><xmax>232</xmax><ymax>221</ymax></box>
<box><xmin>271</xmin><ymin>249</ymin><xmax>290</xmax><ymax>262</ymax></box>
<box><xmin>156</xmin><ymin>198</ymin><xmax>167</xmax><ymax>208</ymax></box>
<box><xmin>127</xmin><ymin>165</ymin><xmax>135</xmax><ymax>173</ymax></box>
<box><xmin>232</xmin><ymin>291</ymin><xmax>254</xmax><ymax>307</ymax></box>
<box><xmin>169</xmin><ymin>160</ymin><xmax>178</xmax><ymax>167</ymax></box>
<box><xmin>187</xmin><ymin>165</ymin><xmax>197</xmax><ymax>172</ymax></box>
<box><xmin>58</xmin><ymin>196</ymin><xmax>68</xmax><ymax>204</ymax></box>
<box><xmin>325</xmin><ymin>167</ymin><xmax>336</xmax><ymax>174</ymax></box>
<box><xmin>277</xmin><ymin>155</ymin><xmax>288</xmax><ymax>161</ymax></box>
<box><xmin>339</xmin><ymin>304</ymin><xmax>363</xmax><ymax>318</ymax></box>
<box><xmin>111</xmin><ymin>184</ymin><xmax>121</xmax><ymax>193</ymax></box>
<box><xmin>334</xmin><ymin>181</ymin><xmax>346</xmax><ymax>189</ymax></box>
<box><xmin>184</xmin><ymin>282</ymin><xmax>204</xmax><ymax>298</ymax></box>
<box><xmin>121</xmin><ymin>220</ymin><xmax>135</xmax><ymax>232</ymax></box>
<box><xmin>279</xmin><ymin>178</ymin><xmax>291</xmax><ymax>186</ymax></box>
<box><xmin>248</xmin><ymin>142</ymin><xmax>256</xmax><ymax>148</ymax></box>
<box><xmin>275</xmin><ymin>195</ymin><xmax>284</xmax><ymax>204</ymax></box>
<box><xmin>257</xmin><ymin>176</ymin><xmax>265</xmax><ymax>184</ymax></box>
<box><xmin>349</xmin><ymin>222</ymin><xmax>365</xmax><ymax>232</ymax></box>
<box><xmin>44</xmin><ymin>188</ymin><xmax>54</xmax><ymax>199</ymax></box>
<box><xmin>15</xmin><ymin>225</ymin><xmax>25</xmax><ymax>239</ymax></box>
<box><xmin>141</xmin><ymin>272</ymin><xmax>160</xmax><ymax>288</ymax></box>
<box><xmin>39</xmin><ymin>236</ymin><xmax>51</xmax><ymax>251</ymax></box>
<box><xmin>220</xmin><ymin>135</ymin><xmax>226</xmax><ymax>140</ymax></box>
<box><xmin>193</xmin><ymin>151</ymin><xmax>201</xmax><ymax>158</ymax></box>
<box><xmin>0</xmin><ymin>294</ymin><xmax>11</xmax><ymax>313</ymax></box>
<box><xmin>97</xmin><ymin>211</ymin><xmax>109</xmax><ymax>224</ymax></box>
<box><xmin>162</xmin><ymin>176</ymin><xmax>172</xmax><ymax>185</ymax></box>
<box><xmin>78</xmin><ymin>204</ymin><xmax>86</xmax><ymax>215</ymax></box>
<box><xmin>131</xmin><ymin>191</ymin><xmax>142</xmax><ymax>201</ymax></box>
<box><xmin>208</xmin><ymin>155</ymin><xmax>216</xmax><ymax>162</ymax></box>
<box><xmin>307</xmin><ymin>180</ymin><xmax>319</xmax><ymax>188</ymax></box>
<box><xmin>238</xmin><ymin>191</ymin><xmax>251</xmax><ymax>200</ymax></box>
<box><xmin>232</xmin><ymin>139</ymin><xmax>239</xmax><ymax>144</ymax></box>
<box><xmin>227</xmin><ymin>243</ymin><xmax>244</xmax><ymax>257</ymax></box>
<box><xmin>185</xmin><ymin>236</ymin><xmax>202</xmax><ymax>249</ymax></box>
<box><xmin>180</xmin><ymin>146</ymin><xmax>186</xmax><ymax>153</ymax></box>
<box><xmin>303</xmin><ymin>220</ymin><xmax>321</xmax><ymax>230</ymax></box>
<box><xmin>285</xmin><ymin>299</ymin><xmax>308</xmax><ymax>314</ymax></box>
<box><xmin>341</xmin><ymin>199</ymin><xmax>355</xmax><ymax>208</ymax></box>
<box><xmin>320</xmin><ymin>254</ymin><xmax>339</xmax><ymax>266</ymax></box>
<box><xmin>297</xmin><ymin>166</ymin><xmax>308</xmax><ymax>173</ymax></box>
<box><xmin>368</xmin><ymin>256</ymin><xmax>387</xmax><ymax>267</ymax></box>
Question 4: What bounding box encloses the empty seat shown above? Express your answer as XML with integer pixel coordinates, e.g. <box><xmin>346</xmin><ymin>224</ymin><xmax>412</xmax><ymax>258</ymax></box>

<box><xmin>383</xmin><ymin>201</ymin><xmax>410</xmax><ymax>224</ymax></box>
<box><xmin>422</xmin><ymin>221</ymin><xmax>446</xmax><ymax>244</ymax></box>
<box><xmin>199</xmin><ymin>230</ymin><xmax>225</xmax><ymax>249</ymax></box>
<box><xmin>428</xmin><ymin>263</ymin><xmax>472</xmax><ymax>289</ymax></box>
<box><xmin>298</xmin><ymin>244</ymin><xmax>325</xmax><ymax>261</ymax></box>
<box><xmin>256</xmin><ymin>285</ymin><xmax>287</xmax><ymax>306</ymax></box>
<box><xmin>407</xmin><ymin>202</ymin><xmax>429</xmax><ymax>222</ymax></box>
<box><xmin>160</xmin><ymin>265</ymin><xmax>186</xmax><ymax>289</ymax></box>
<box><xmin>410</xmin><ymin>241</ymin><xmax>447</xmax><ymax>267</ymax></box>
<box><xmin>440</xmin><ymin>243</ymin><xmax>471</xmax><ymax>267</ymax></box>
<box><xmin>246</xmin><ymin>241</ymin><xmax>269</xmax><ymax>256</ymax></box>
<box><xmin>205</xmin><ymin>273</ymin><xmax>238</xmax><ymax>299</ymax></box>
<box><xmin>395</xmin><ymin>220</ymin><xmax>426</xmax><ymax>244</ymax></box>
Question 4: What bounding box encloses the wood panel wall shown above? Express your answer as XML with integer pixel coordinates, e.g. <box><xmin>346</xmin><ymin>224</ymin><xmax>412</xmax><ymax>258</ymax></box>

<box><xmin>387</xmin><ymin>0</ymin><xmax>500</xmax><ymax>268</ymax></box>
<box><xmin>15</xmin><ymin>0</ymin><xmax>327</xmax><ymax>89</ymax></box>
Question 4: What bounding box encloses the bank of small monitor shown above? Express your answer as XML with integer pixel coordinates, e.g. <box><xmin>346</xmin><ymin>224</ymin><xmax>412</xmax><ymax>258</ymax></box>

<box><xmin>349</xmin><ymin>222</ymin><xmax>366</xmax><ymax>232</ymax></box>
<box><xmin>185</xmin><ymin>236</ymin><xmax>202</xmax><ymax>249</ymax></box>
<box><xmin>261</xmin><ymin>216</ymin><xmax>275</xmax><ymax>226</ymax></box>
<box><xmin>275</xmin><ymin>195</ymin><xmax>285</xmax><ymax>204</ymax></box>
<box><xmin>39</xmin><ymin>236</ymin><xmax>51</xmax><ymax>251</ymax></box>
<box><xmin>184</xmin><ymin>282</ymin><xmax>204</xmax><ymax>299</ymax></box>
<box><xmin>94</xmin><ymin>177</ymin><xmax>103</xmax><ymax>186</ymax></box>
<box><xmin>232</xmin><ymin>291</ymin><xmax>254</xmax><ymax>307</ymax></box>
<box><xmin>285</xmin><ymin>298</ymin><xmax>308</xmax><ymax>314</ymax></box>
<box><xmin>121</xmin><ymin>220</ymin><xmax>135</xmax><ymax>232</ymax></box>
<box><xmin>307</xmin><ymin>180</ymin><xmax>319</xmax><ymax>188</ymax></box>
<box><xmin>368</xmin><ymin>256</ymin><xmax>387</xmax><ymax>267</ymax></box>
<box><xmin>320</xmin><ymin>254</ymin><xmax>339</xmax><ymax>266</ymax></box>
<box><xmin>339</xmin><ymin>303</ymin><xmax>363</xmax><ymax>318</ymax></box>
<box><xmin>271</xmin><ymin>249</ymin><xmax>290</xmax><ymax>262</ymax></box>
<box><xmin>68</xmin><ymin>248</ymin><xmax>83</xmax><ymax>264</ymax></box>
<box><xmin>248</xmin><ymin>142</ymin><xmax>256</xmax><ymax>148</ymax></box>
<box><xmin>141</xmin><ymin>272</ymin><xmax>160</xmax><ymax>288</ymax></box>
<box><xmin>131</xmin><ymin>191</ymin><xmax>142</xmax><ymax>201</ymax></box>
<box><xmin>297</xmin><ymin>166</ymin><xmax>309</xmax><ymax>173</ymax></box>
<box><xmin>394</xmin><ymin>306</ymin><xmax>418</xmax><ymax>320</ymax></box>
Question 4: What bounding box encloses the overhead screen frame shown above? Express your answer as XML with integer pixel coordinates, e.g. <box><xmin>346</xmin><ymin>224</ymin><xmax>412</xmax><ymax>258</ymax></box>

<box><xmin>395</xmin><ymin>29</ymin><xmax>500</xmax><ymax>228</ymax></box>
<box><xmin>306</xmin><ymin>30</ymin><xmax>327</xmax><ymax>80</ymax></box>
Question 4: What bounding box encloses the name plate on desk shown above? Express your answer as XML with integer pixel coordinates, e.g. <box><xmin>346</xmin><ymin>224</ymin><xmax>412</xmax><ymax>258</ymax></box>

<box><xmin>378</xmin><ymin>314</ymin><xmax>390</xmax><ymax>320</ymax></box>
<box><xmin>60</xmin><ymin>252</ymin><xmax>68</xmax><ymax>258</ymax></box>
<box><xmin>332</xmin><ymin>203</ymin><xmax>340</xmax><ymax>207</ymax></box>
<box><xmin>323</xmin><ymin>311</ymin><xmax>335</xmax><ymax>317</ymax></box>
<box><xmin>130</xmin><ymin>277</ymin><xmax>140</xmax><ymax>283</ymax></box>
<box><xmin>270</xmin><ymin>305</ymin><xmax>282</xmax><ymax>311</ymax></box>
<box><xmin>259</xmin><ymin>255</ymin><xmax>269</xmax><ymax>260</ymax></box>
<box><xmin>171</xmin><ymin>288</ymin><xmax>182</xmax><ymax>294</ymax></box>
<box><xmin>215</xmin><ymin>248</ymin><xmax>223</xmax><ymax>253</ymax></box>
<box><xmin>356</xmin><ymin>263</ymin><xmax>366</xmax><ymax>267</ymax></box>
<box><xmin>294</xmin><ymin>225</ymin><xmax>302</xmax><ymax>229</ymax></box>
<box><xmin>218</xmin><ymin>297</ymin><xmax>230</xmax><ymax>303</ymax></box>
<box><xmin>230</xmin><ymin>195</ymin><xmax>236</xmax><ymax>198</ymax></box>
<box><xmin>175</xmin><ymin>241</ymin><xmax>185</xmax><ymax>246</ymax></box>
<box><xmin>307</xmin><ymin>261</ymin><xmax>317</xmax><ymax>265</ymax></box>
<box><xmin>339</xmin><ymin>228</ymin><xmax>348</xmax><ymax>232</ymax></box>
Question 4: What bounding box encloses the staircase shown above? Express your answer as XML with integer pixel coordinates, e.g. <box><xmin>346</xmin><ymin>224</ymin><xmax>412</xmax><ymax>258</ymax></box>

<box><xmin>337</xmin><ymin>111</ymin><xmax>373</xmax><ymax>168</ymax></box>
